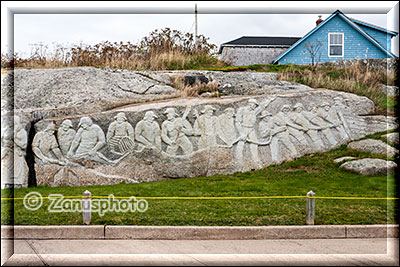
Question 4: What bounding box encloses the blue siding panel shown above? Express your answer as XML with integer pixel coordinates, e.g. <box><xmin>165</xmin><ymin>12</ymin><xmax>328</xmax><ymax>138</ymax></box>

<box><xmin>356</xmin><ymin>24</ymin><xmax>392</xmax><ymax>52</ymax></box>
<box><xmin>278</xmin><ymin>16</ymin><xmax>389</xmax><ymax>65</ymax></box>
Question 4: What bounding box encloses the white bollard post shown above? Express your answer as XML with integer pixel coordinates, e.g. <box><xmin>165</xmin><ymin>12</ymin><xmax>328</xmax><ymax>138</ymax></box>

<box><xmin>306</xmin><ymin>190</ymin><xmax>316</xmax><ymax>225</ymax></box>
<box><xmin>82</xmin><ymin>190</ymin><xmax>92</xmax><ymax>225</ymax></box>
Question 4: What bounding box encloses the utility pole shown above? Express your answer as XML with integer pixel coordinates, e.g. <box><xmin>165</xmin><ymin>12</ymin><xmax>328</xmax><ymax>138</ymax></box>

<box><xmin>194</xmin><ymin>3</ymin><xmax>198</xmax><ymax>50</ymax></box>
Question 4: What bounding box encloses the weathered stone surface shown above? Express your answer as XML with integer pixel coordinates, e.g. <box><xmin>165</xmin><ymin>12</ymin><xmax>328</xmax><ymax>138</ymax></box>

<box><xmin>347</xmin><ymin>139</ymin><xmax>398</xmax><ymax>157</ymax></box>
<box><xmin>1</xmin><ymin>115</ymin><xmax>30</xmax><ymax>188</ymax></box>
<box><xmin>1</xmin><ymin>67</ymin><xmax>397</xmax><ymax>188</ymax></box>
<box><xmin>1</xmin><ymin>67</ymin><xmax>179</xmax><ymax>121</ymax></box>
<box><xmin>334</xmin><ymin>156</ymin><xmax>356</xmax><ymax>163</ymax></box>
<box><xmin>382</xmin><ymin>132</ymin><xmax>399</xmax><ymax>144</ymax></box>
<box><xmin>340</xmin><ymin>158</ymin><xmax>397</xmax><ymax>175</ymax></box>
<box><xmin>31</xmin><ymin>91</ymin><xmax>396</xmax><ymax>187</ymax></box>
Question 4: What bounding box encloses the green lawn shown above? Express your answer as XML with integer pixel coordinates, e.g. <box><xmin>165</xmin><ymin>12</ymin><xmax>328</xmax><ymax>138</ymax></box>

<box><xmin>1</xmin><ymin>130</ymin><xmax>397</xmax><ymax>226</ymax></box>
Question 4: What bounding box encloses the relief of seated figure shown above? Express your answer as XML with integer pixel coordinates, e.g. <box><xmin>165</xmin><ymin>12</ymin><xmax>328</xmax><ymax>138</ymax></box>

<box><xmin>57</xmin><ymin>119</ymin><xmax>76</xmax><ymax>156</ymax></box>
<box><xmin>106</xmin><ymin>112</ymin><xmax>135</xmax><ymax>155</ymax></box>
<box><xmin>32</xmin><ymin>123</ymin><xmax>66</xmax><ymax>165</ymax></box>
<box><xmin>67</xmin><ymin>117</ymin><xmax>114</xmax><ymax>163</ymax></box>
<box><xmin>161</xmin><ymin>107</ymin><xmax>194</xmax><ymax>156</ymax></box>
<box><xmin>135</xmin><ymin>111</ymin><xmax>162</xmax><ymax>152</ymax></box>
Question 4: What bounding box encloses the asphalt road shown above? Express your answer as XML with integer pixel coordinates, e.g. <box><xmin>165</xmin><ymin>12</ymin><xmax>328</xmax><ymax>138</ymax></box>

<box><xmin>2</xmin><ymin>238</ymin><xmax>398</xmax><ymax>266</ymax></box>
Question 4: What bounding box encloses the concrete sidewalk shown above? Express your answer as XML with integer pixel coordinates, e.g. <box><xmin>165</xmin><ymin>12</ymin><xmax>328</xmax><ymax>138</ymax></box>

<box><xmin>2</xmin><ymin>238</ymin><xmax>399</xmax><ymax>266</ymax></box>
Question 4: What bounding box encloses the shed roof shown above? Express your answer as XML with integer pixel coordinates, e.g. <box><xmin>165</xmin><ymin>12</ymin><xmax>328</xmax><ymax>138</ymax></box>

<box><xmin>218</xmin><ymin>36</ymin><xmax>301</xmax><ymax>53</ymax></box>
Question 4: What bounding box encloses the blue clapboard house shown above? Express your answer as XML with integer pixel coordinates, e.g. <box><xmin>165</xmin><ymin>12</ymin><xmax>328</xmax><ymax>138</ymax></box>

<box><xmin>272</xmin><ymin>10</ymin><xmax>397</xmax><ymax>65</ymax></box>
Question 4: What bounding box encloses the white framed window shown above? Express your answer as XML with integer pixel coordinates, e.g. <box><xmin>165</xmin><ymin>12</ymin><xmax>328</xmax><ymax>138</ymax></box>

<box><xmin>328</xmin><ymin>33</ymin><xmax>344</xmax><ymax>57</ymax></box>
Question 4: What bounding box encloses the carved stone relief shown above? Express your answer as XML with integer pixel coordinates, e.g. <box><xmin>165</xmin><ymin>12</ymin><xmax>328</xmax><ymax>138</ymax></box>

<box><xmin>29</xmin><ymin>93</ymin><xmax>382</xmax><ymax>188</ymax></box>
<box><xmin>234</xmin><ymin>98</ymin><xmax>275</xmax><ymax>167</ymax></box>
<box><xmin>268</xmin><ymin>106</ymin><xmax>298</xmax><ymax>164</ymax></box>
<box><xmin>216</xmin><ymin>107</ymin><xmax>237</xmax><ymax>147</ymax></box>
<box><xmin>57</xmin><ymin>119</ymin><xmax>76</xmax><ymax>156</ymax></box>
<box><xmin>161</xmin><ymin>107</ymin><xmax>194</xmax><ymax>156</ymax></box>
<box><xmin>1</xmin><ymin>116</ymin><xmax>29</xmax><ymax>188</ymax></box>
<box><xmin>32</xmin><ymin>122</ymin><xmax>66</xmax><ymax>165</ymax></box>
<box><xmin>106</xmin><ymin>112</ymin><xmax>135</xmax><ymax>155</ymax></box>
<box><xmin>135</xmin><ymin>111</ymin><xmax>162</xmax><ymax>151</ymax></box>
<box><xmin>193</xmin><ymin>105</ymin><xmax>219</xmax><ymax>149</ymax></box>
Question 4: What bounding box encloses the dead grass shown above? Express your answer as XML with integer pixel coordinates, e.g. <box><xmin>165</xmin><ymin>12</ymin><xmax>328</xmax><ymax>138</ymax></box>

<box><xmin>1</xmin><ymin>28</ymin><xmax>228</xmax><ymax>71</ymax></box>
<box><xmin>277</xmin><ymin>62</ymin><xmax>397</xmax><ymax>115</ymax></box>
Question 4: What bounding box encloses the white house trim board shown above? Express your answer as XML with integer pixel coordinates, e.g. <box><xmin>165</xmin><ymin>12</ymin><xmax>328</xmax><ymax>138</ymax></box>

<box><xmin>328</xmin><ymin>32</ymin><xmax>344</xmax><ymax>58</ymax></box>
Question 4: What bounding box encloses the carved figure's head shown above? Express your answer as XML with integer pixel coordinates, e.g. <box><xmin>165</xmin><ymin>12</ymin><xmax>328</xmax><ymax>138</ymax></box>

<box><xmin>309</xmin><ymin>104</ymin><xmax>318</xmax><ymax>113</ymax></box>
<box><xmin>164</xmin><ymin>108</ymin><xmax>177</xmax><ymax>120</ymax></box>
<box><xmin>224</xmin><ymin>107</ymin><xmax>235</xmax><ymax>118</ymax></box>
<box><xmin>248</xmin><ymin>98</ymin><xmax>258</xmax><ymax>110</ymax></box>
<box><xmin>201</xmin><ymin>105</ymin><xmax>215</xmax><ymax>116</ymax></box>
<box><xmin>144</xmin><ymin>111</ymin><xmax>158</xmax><ymax>122</ymax></box>
<box><xmin>294</xmin><ymin>103</ymin><xmax>304</xmax><ymax>113</ymax></box>
<box><xmin>321</xmin><ymin>102</ymin><xmax>331</xmax><ymax>111</ymax></box>
<box><xmin>281</xmin><ymin>104</ymin><xmax>291</xmax><ymax>114</ymax></box>
<box><xmin>61</xmin><ymin>119</ymin><xmax>73</xmax><ymax>130</ymax></box>
<box><xmin>115</xmin><ymin>112</ymin><xmax>127</xmax><ymax>123</ymax></box>
<box><xmin>44</xmin><ymin>123</ymin><xmax>57</xmax><ymax>134</ymax></box>
<box><xmin>78</xmin><ymin>117</ymin><xmax>93</xmax><ymax>130</ymax></box>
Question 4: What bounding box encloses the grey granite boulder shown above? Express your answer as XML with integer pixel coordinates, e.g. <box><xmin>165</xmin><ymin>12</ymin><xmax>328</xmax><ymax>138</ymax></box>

<box><xmin>1</xmin><ymin>67</ymin><xmax>398</xmax><ymax>188</ymax></box>
<box><xmin>334</xmin><ymin>156</ymin><xmax>356</xmax><ymax>163</ymax></box>
<box><xmin>29</xmin><ymin>92</ymin><xmax>397</xmax><ymax>187</ymax></box>
<box><xmin>340</xmin><ymin>158</ymin><xmax>397</xmax><ymax>175</ymax></box>
<box><xmin>382</xmin><ymin>132</ymin><xmax>399</xmax><ymax>144</ymax></box>
<box><xmin>347</xmin><ymin>139</ymin><xmax>398</xmax><ymax>157</ymax></box>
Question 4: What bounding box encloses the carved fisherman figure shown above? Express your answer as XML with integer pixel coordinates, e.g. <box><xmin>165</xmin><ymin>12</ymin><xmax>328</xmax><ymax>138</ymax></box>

<box><xmin>317</xmin><ymin>102</ymin><xmax>339</xmax><ymax>146</ymax></box>
<box><xmin>13</xmin><ymin>116</ymin><xmax>29</xmax><ymax>187</ymax></box>
<box><xmin>57</xmin><ymin>120</ymin><xmax>76</xmax><ymax>156</ymax></box>
<box><xmin>107</xmin><ymin>112</ymin><xmax>135</xmax><ymax>155</ymax></box>
<box><xmin>67</xmin><ymin>117</ymin><xmax>106</xmax><ymax>160</ymax></box>
<box><xmin>291</xmin><ymin>103</ymin><xmax>325</xmax><ymax>151</ymax></box>
<box><xmin>216</xmin><ymin>107</ymin><xmax>237</xmax><ymax>147</ymax></box>
<box><xmin>332</xmin><ymin>97</ymin><xmax>352</xmax><ymax>140</ymax></box>
<box><xmin>135</xmin><ymin>111</ymin><xmax>162</xmax><ymax>151</ymax></box>
<box><xmin>193</xmin><ymin>105</ymin><xmax>219</xmax><ymax>149</ymax></box>
<box><xmin>268</xmin><ymin>105</ymin><xmax>298</xmax><ymax>164</ymax></box>
<box><xmin>161</xmin><ymin>107</ymin><xmax>194</xmax><ymax>156</ymax></box>
<box><xmin>292</xmin><ymin>103</ymin><xmax>324</xmax><ymax>152</ymax></box>
<box><xmin>33</xmin><ymin>123</ymin><xmax>66</xmax><ymax>165</ymax></box>
<box><xmin>1</xmin><ymin>116</ymin><xmax>29</xmax><ymax>188</ymax></box>
<box><xmin>281</xmin><ymin>104</ymin><xmax>309</xmax><ymax>149</ymax></box>
<box><xmin>235</xmin><ymin>98</ymin><xmax>275</xmax><ymax>165</ymax></box>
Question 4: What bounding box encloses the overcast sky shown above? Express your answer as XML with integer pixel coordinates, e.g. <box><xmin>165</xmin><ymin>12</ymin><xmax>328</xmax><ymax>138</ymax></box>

<box><xmin>1</xmin><ymin>1</ymin><xmax>399</xmax><ymax>57</ymax></box>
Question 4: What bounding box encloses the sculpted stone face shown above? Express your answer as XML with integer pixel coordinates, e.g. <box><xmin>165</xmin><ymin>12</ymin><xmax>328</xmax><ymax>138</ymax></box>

<box><xmin>281</xmin><ymin>105</ymin><xmax>291</xmax><ymax>114</ymax></box>
<box><xmin>295</xmin><ymin>106</ymin><xmax>303</xmax><ymax>113</ymax></box>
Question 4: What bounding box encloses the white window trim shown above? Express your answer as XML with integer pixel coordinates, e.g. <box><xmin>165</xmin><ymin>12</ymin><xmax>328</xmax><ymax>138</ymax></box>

<box><xmin>328</xmin><ymin>33</ymin><xmax>344</xmax><ymax>58</ymax></box>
